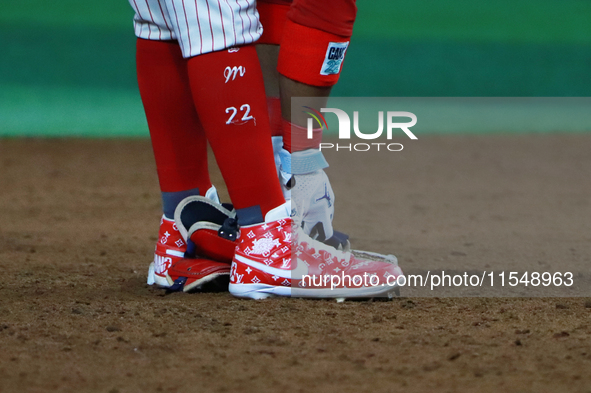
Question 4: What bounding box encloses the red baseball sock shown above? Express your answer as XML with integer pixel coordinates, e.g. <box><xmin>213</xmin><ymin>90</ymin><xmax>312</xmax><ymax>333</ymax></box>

<box><xmin>136</xmin><ymin>38</ymin><xmax>212</xmax><ymax>194</ymax></box>
<box><xmin>186</xmin><ymin>45</ymin><xmax>284</xmax><ymax>219</ymax></box>
<box><xmin>267</xmin><ymin>96</ymin><xmax>283</xmax><ymax>137</ymax></box>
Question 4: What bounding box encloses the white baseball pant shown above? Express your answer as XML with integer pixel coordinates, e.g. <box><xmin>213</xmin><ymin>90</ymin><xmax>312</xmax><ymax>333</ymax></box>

<box><xmin>128</xmin><ymin>0</ymin><xmax>263</xmax><ymax>57</ymax></box>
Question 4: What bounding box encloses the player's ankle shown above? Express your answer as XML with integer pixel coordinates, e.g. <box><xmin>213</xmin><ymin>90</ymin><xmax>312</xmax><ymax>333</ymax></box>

<box><xmin>236</xmin><ymin>200</ymin><xmax>291</xmax><ymax>227</ymax></box>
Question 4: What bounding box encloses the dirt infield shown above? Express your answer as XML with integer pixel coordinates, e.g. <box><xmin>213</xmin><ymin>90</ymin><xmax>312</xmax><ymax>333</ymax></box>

<box><xmin>1</xmin><ymin>135</ymin><xmax>590</xmax><ymax>393</ymax></box>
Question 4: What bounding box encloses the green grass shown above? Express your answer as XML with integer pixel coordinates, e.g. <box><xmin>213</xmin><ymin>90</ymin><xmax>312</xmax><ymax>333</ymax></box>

<box><xmin>355</xmin><ymin>0</ymin><xmax>591</xmax><ymax>44</ymax></box>
<box><xmin>335</xmin><ymin>39</ymin><xmax>591</xmax><ymax>97</ymax></box>
<box><xmin>1</xmin><ymin>0</ymin><xmax>590</xmax><ymax>136</ymax></box>
<box><xmin>0</xmin><ymin>0</ymin><xmax>132</xmax><ymax>29</ymax></box>
<box><xmin>0</xmin><ymin>84</ymin><xmax>147</xmax><ymax>137</ymax></box>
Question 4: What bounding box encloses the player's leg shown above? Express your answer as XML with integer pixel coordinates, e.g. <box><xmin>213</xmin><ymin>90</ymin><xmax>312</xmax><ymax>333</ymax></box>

<box><xmin>131</xmin><ymin>0</ymin><xmax>402</xmax><ymax>300</ymax></box>
<box><xmin>256</xmin><ymin>0</ymin><xmax>291</xmax><ymax>178</ymax></box>
<box><xmin>256</xmin><ymin>0</ymin><xmax>356</xmax><ymax>133</ymax></box>
<box><xmin>256</xmin><ymin>0</ymin><xmax>291</xmax><ymax>197</ymax></box>
<box><xmin>224</xmin><ymin>0</ymin><xmax>403</xmax><ymax>300</ymax></box>
<box><xmin>163</xmin><ymin>0</ymin><xmax>285</xmax><ymax>225</ymax></box>
<box><xmin>130</xmin><ymin>0</ymin><xmax>230</xmax><ymax>291</ymax></box>
<box><xmin>256</xmin><ymin>44</ymin><xmax>286</xmax><ymax>195</ymax></box>
<box><xmin>256</xmin><ymin>0</ymin><xmax>357</xmax><ymax>247</ymax></box>
<box><xmin>135</xmin><ymin>38</ymin><xmax>213</xmax><ymax>214</ymax></box>
<box><xmin>279</xmin><ymin>0</ymin><xmax>357</xmax><ymax>245</ymax></box>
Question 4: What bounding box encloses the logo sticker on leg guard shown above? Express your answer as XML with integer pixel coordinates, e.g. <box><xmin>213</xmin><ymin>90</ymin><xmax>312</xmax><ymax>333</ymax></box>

<box><xmin>320</xmin><ymin>42</ymin><xmax>349</xmax><ymax>75</ymax></box>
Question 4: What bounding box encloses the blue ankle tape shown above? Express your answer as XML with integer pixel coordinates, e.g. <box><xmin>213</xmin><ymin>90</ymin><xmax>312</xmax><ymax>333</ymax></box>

<box><xmin>279</xmin><ymin>149</ymin><xmax>328</xmax><ymax>175</ymax></box>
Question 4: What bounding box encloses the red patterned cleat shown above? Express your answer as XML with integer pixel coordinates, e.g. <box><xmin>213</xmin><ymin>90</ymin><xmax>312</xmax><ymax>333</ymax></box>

<box><xmin>147</xmin><ymin>186</ymin><xmax>233</xmax><ymax>292</ymax></box>
<box><xmin>147</xmin><ymin>216</ymin><xmax>188</xmax><ymax>288</ymax></box>
<box><xmin>229</xmin><ymin>202</ymin><xmax>403</xmax><ymax>299</ymax></box>
<box><xmin>166</xmin><ymin>258</ymin><xmax>230</xmax><ymax>293</ymax></box>
<box><xmin>147</xmin><ymin>215</ymin><xmax>230</xmax><ymax>292</ymax></box>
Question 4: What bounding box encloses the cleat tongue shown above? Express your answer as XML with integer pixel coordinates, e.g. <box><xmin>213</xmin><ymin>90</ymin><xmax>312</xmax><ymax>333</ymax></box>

<box><xmin>264</xmin><ymin>201</ymin><xmax>291</xmax><ymax>222</ymax></box>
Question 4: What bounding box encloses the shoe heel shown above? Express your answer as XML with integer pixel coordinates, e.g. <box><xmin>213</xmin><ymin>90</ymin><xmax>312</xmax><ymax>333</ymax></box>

<box><xmin>147</xmin><ymin>262</ymin><xmax>156</xmax><ymax>285</ymax></box>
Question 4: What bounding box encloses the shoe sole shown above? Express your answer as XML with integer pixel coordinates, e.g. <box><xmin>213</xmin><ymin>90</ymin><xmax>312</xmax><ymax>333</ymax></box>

<box><xmin>229</xmin><ymin>282</ymin><xmax>400</xmax><ymax>300</ymax></box>
<box><xmin>181</xmin><ymin>273</ymin><xmax>230</xmax><ymax>293</ymax></box>
<box><xmin>148</xmin><ymin>262</ymin><xmax>229</xmax><ymax>292</ymax></box>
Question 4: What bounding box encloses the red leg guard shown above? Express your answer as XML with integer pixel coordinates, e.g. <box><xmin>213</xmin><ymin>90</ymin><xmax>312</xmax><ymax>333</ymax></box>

<box><xmin>277</xmin><ymin>19</ymin><xmax>352</xmax><ymax>87</ymax></box>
